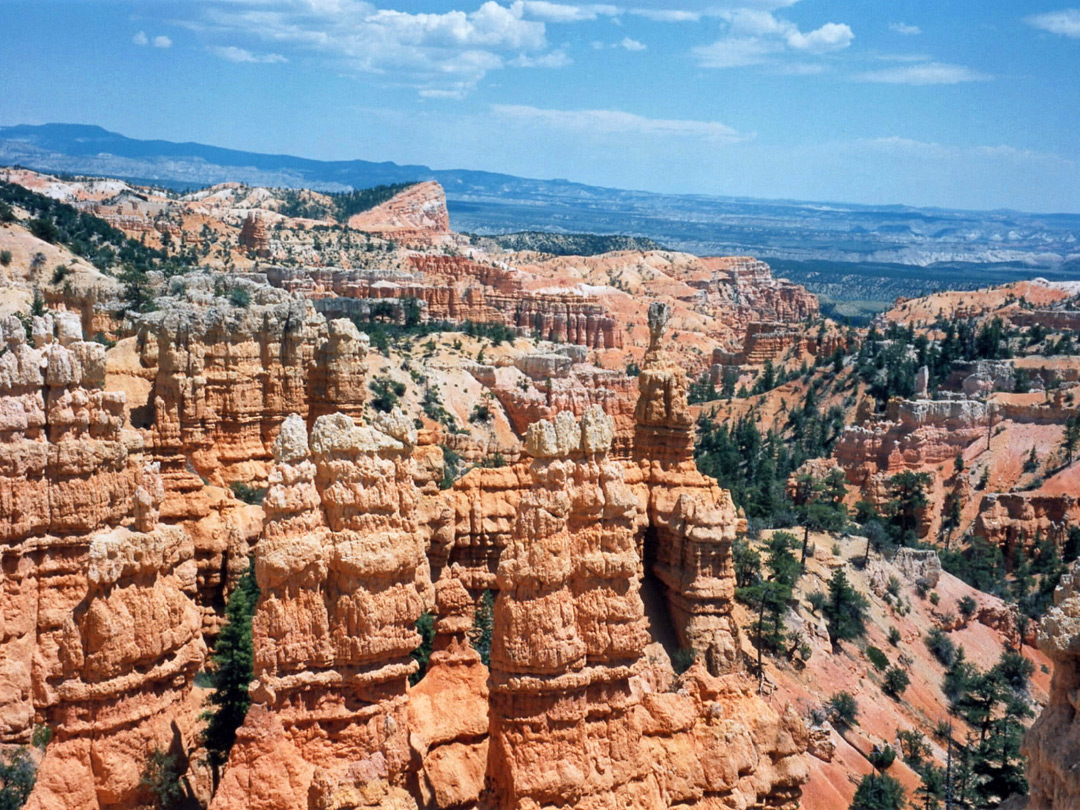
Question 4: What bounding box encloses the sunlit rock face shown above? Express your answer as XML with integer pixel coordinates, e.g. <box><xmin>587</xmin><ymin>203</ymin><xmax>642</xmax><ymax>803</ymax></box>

<box><xmin>0</xmin><ymin>313</ymin><xmax>205</xmax><ymax>810</ymax></box>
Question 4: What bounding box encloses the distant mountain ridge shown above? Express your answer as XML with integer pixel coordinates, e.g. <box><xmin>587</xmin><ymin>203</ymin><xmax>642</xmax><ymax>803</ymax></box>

<box><xmin>3</xmin><ymin>123</ymin><xmax>1080</xmax><ymax>307</ymax></box>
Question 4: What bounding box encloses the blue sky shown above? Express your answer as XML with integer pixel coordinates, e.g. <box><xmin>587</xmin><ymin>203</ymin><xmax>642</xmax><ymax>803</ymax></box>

<box><xmin>3</xmin><ymin>0</ymin><xmax>1080</xmax><ymax>212</ymax></box>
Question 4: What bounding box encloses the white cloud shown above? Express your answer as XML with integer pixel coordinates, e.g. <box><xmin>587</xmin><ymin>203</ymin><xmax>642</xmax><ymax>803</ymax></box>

<box><xmin>694</xmin><ymin>9</ymin><xmax>853</xmax><ymax>68</ymax></box>
<box><xmin>210</xmin><ymin>45</ymin><xmax>287</xmax><ymax>63</ymax></box>
<box><xmin>855</xmin><ymin>61</ymin><xmax>988</xmax><ymax>85</ymax></box>
<box><xmin>889</xmin><ymin>22</ymin><xmax>921</xmax><ymax>36</ymax></box>
<box><xmin>134</xmin><ymin>30</ymin><xmax>172</xmax><ymax>48</ymax></box>
<box><xmin>787</xmin><ymin>22</ymin><xmax>853</xmax><ymax>53</ymax></box>
<box><xmin>520</xmin><ymin>1</ymin><xmax>618</xmax><ymax>22</ymax></box>
<box><xmin>1026</xmin><ymin>9</ymin><xmax>1080</xmax><ymax>38</ymax></box>
<box><xmin>619</xmin><ymin>36</ymin><xmax>646</xmax><ymax>51</ymax></box>
<box><xmin>693</xmin><ymin>37</ymin><xmax>778</xmax><ymax>68</ymax></box>
<box><xmin>630</xmin><ymin>8</ymin><xmax>701</xmax><ymax>22</ymax></box>
<box><xmin>510</xmin><ymin>49</ymin><xmax>572</xmax><ymax>66</ymax></box>
<box><xmin>185</xmin><ymin>1</ymin><xmax>565</xmax><ymax>96</ymax></box>
<box><xmin>491</xmin><ymin>104</ymin><xmax>747</xmax><ymax>142</ymax></box>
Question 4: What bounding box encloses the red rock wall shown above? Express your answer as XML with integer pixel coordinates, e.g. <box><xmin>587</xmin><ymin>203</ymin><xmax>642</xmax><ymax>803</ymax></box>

<box><xmin>0</xmin><ymin>313</ymin><xmax>205</xmax><ymax>810</ymax></box>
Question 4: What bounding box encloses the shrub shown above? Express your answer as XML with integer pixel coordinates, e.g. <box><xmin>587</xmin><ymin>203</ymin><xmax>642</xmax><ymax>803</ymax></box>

<box><xmin>31</xmin><ymin>724</ymin><xmax>51</xmax><ymax>749</ymax></box>
<box><xmin>807</xmin><ymin>591</ymin><xmax>826</xmax><ymax>614</ymax></box>
<box><xmin>671</xmin><ymin>647</ymin><xmax>696</xmax><ymax>675</ymax></box>
<box><xmin>867</xmin><ymin>745</ymin><xmax>896</xmax><ymax>771</ymax></box>
<box><xmin>929</xmin><ymin>591</ymin><xmax>940</xmax><ymax>605</ymax></box>
<box><xmin>469</xmin><ymin>402</ymin><xmax>493</xmax><ymax>423</ymax></box>
<box><xmin>469</xmin><ymin>590</ymin><xmax>495</xmax><ymax>667</ymax></box>
<box><xmin>229</xmin><ymin>482</ymin><xmax>267</xmax><ymax>505</ymax></box>
<box><xmin>865</xmin><ymin>645</ymin><xmax>890</xmax><ymax>671</ymax></box>
<box><xmin>227</xmin><ymin>286</ymin><xmax>251</xmax><ymax>308</ymax></box>
<box><xmin>958</xmin><ymin>595</ymin><xmax>977</xmax><ymax>620</ymax></box>
<box><xmin>369</xmin><ymin>376</ymin><xmax>406</xmax><ymax>413</ymax></box>
<box><xmin>51</xmin><ymin>264</ymin><xmax>70</xmax><ymax>285</ymax></box>
<box><xmin>0</xmin><ymin>250</ymin><xmax>11</xmax><ymax>266</ymax></box>
<box><xmin>925</xmin><ymin>627</ymin><xmax>957</xmax><ymax>666</ymax></box>
<box><xmin>0</xmin><ymin>747</ymin><xmax>36</xmax><ymax>809</ymax></box>
<box><xmin>897</xmin><ymin>728</ymin><xmax>929</xmax><ymax>769</ymax></box>
<box><xmin>887</xmin><ymin>626</ymin><xmax>902</xmax><ymax>646</ymax></box>
<box><xmin>850</xmin><ymin>773</ymin><xmax>905</xmax><ymax>810</ymax></box>
<box><xmin>28</xmin><ymin>217</ymin><xmax>60</xmax><ymax>243</ymax></box>
<box><xmin>140</xmin><ymin>749</ymin><xmax>185</xmax><ymax>810</ymax></box>
<box><xmin>828</xmin><ymin>692</ymin><xmax>859</xmax><ymax>729</ymax></box>
<box><xmin>439</xmin><ymin>445</ymin><xmax>464</xmax><ymax>490</ymax></box>
<box><xmin>409</xmin><ymin>612</ymin><xmax>435</xmax><ymax>685</ymax></box>
<box><xmin>882</xmin><ymin>666</ymin><xmax>910</xmax><ymax>699</ymax></box>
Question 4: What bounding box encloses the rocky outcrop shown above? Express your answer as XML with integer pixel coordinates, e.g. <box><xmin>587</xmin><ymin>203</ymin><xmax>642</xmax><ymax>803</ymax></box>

<box><xmin>633</xmin><ymin>303</ymin><xmax>746</xmax><ymax>672</ymax></box>
<box><xmin>513</xmin><ymin>293</ymin><xmax>624</xmax><ymax>349</ymax></box>
<box><xmin>346</xmin><ymin>182</ymin><xmax>451</xmax><ymax>244</ymax></box>
<box><xmin>1024</xmin><ymin>561</ymin><xmax>1080</xmax><ymax>810</ymax></box>
<box><xmin>206</xmin><ymin>300</ymin><xmax>805</xmax><ymax>810</ymax></box>
<box><xmin>694</xmin><ymin>257</ymin><xmax>819</xmax><ymax>325</ymax></box>
<box><xmin>487</xmin><ymin>366</ymin><xmax>638</xmax><ymax>457</ymax></box>
<box><xmin>238</xmin><ymin>213</ymin><xmax>270</xmax><ymax>258</ymax></box>
<box><xmin>712</xmin><ymin>320</ymin><xmax>844</xmax><ymax>370</ymax></box>
<box><xmin>833</xmin><ymin>398</ymin><xmax>986</xmax><ymax>485</ymax></box>
<box><xmin>211</xmin><ymin>411</ymin><xmax>427</xmax><ymax>810</ymax></box>
<box><xmin>974</xmin><ymin>493</ymin><xmax>1080</xmax><ymax>562</ymax></box>
<box><xmin>0</xmin><ymin>312</ymin><xmax>205</xmax><ymax>810</ymax></box>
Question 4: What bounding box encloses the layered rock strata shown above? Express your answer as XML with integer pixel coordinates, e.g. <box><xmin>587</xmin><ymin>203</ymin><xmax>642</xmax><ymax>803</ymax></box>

<box><xmin>0</xmin><ymin>312</ymin><xmax>205</xmax><ymax>810</ymax></box>
<box><xmin>1024</xmin><ymin>560</ymin><xmax>1080</xmax><ymax>810</ymax></box>
<box><xmin>211</xmin><ymin>411</ymin><xmax>427</xmax><ymax>810</ymax></box>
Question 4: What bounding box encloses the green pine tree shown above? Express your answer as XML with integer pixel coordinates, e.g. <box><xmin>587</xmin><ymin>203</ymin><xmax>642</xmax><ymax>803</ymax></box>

<box><xmin>823</xmin><ymin>568</ymin><xmax>868</xmax><ymax>646</ymax></box>
<box><xmin>202</xmin><ymin>558</ymin><xmax>259</xmax><ymax>789</ymax></box>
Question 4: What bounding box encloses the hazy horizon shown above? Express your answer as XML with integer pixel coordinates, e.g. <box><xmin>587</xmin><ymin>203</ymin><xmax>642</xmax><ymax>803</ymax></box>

<box><xmin>4</xmin><ymin>1</ymin><xmax>1080</xmax><ymax>212</ymax></box>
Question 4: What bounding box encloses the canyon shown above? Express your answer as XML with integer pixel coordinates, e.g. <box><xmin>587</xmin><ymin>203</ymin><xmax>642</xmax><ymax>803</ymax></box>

<box><xmin>1</xmin><ymin>170</ymin><xmax>1079</xmax><ymax>810</ymax></box>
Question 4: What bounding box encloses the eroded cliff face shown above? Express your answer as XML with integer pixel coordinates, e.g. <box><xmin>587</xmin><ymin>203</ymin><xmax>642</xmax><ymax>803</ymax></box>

<box><xmin>210</xmin><ymin>411</ymin><xmax>426</xmax><ymax>810</ymax></box>
<box><xmin>1024</xmin><ymin>561</ymin><xmax>1080</xmax><ymax>810</ymax></box>
<box><xmin>0</xmin><ymin>312</ymin><xmax>205</xmax><ymax>810</ymax></box>
<box><xmin>204</xmin><ymin>301</ymin><xmax>806</xmax><ymax>810</ymax></box>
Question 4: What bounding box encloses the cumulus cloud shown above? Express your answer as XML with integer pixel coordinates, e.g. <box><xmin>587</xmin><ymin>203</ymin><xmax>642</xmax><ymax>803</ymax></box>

<box><xmin>855</xmin><ymin>61</ymin><xmax>988</xmax><ymax>85</ymax></box>
<box><xmin>491</xmin><ymin>104</ymin><xmax>747</xmax><ymax>142</ymax></box>
<box><xmin>693</xmin><ymin>8</ymin><xmax>852</xmax><ymax>68</ymax></box>
<box><xmin>185</xmin><ymin>1</ymin><xmax>568</xmax><ymax>96</ymax></box>
<box><xmin>889</xmin><ymin>22</ymin><xmax>921</xmax><ymax>36</ymax></box>
<box><xmin>134</xmin><ymin>30</ymin><xmax>172</xmax><ymax>48</ymax></box>
<box><xmin>787</xmin><ymin>22</ymin><xmax>853</xmax><ymax>53</ymax></box>
<box><xmin>1026</xmin><ymin>9</ymin><xmax>1080</xmax><ymax>38</ymax></box>
<box><xmin>619</xmin><ymin>36</ymin><xmax>646</xmax><ymax>50</ymax></box>
<box><xmin>210</xmin><ymin>45</ymin><xmax>287</xmax><ymax>63</ymax></box>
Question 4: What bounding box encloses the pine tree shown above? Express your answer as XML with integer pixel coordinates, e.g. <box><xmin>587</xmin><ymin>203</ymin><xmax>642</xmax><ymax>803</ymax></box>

<box><xmin>203</xmin><ymin>558</ymin><xmax>259</xmax><ymax>788</ymax></box>
<box><xmin>823</xmin><ymin>568</ymin><xmax>868</xmax><ymax>646</ymax></box>
<box><xmin>850</xmin><ymin>773</ymin><xmax>905</xmax><ymax>810</ymax></box>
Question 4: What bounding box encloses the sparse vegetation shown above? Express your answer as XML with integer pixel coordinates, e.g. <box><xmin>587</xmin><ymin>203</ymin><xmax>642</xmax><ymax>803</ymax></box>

<box><xmin>469</xmin><ymin>590</ymin><xmax>495</xmax><ymax>667</ymax></box>
<box><xmin>202</xmin><ymin>558</ymin><xmax>259</xmax><ymax>790</ymax></box>
<box><xmin>410</xmin><ymin>612</ymin><xmax>435</xmax><ymax>685</ymax></box>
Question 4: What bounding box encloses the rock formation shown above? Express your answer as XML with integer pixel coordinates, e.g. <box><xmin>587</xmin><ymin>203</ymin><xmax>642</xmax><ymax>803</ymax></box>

<box><xmin>1024</xmin><ymin>560</ymin><xmax>1080</xmax><ymax>810</ymax></box>
<box><xmin>0</xmin><ymin>312</ymin><xmax>205</xmax><ymax>810</ymax></box>
<box><xmin>211</xmin><ymin>411</ymin><xmax>427</xmax><ymax>810</ymax></box>
<box><xmin>238</xmin><ymin>213</ymin><xmax>270</xmax><ymax>258</ymax></box>
<box><xmin>346</xmin><ymin>181</ymin><xmax>451</xmax><ymax>244</ymax></box>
